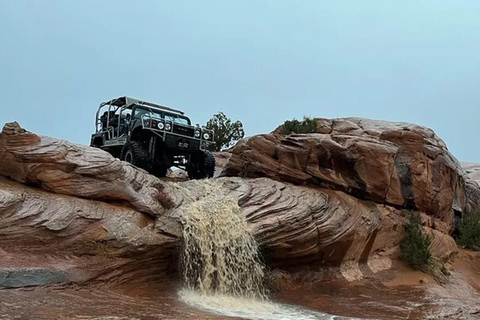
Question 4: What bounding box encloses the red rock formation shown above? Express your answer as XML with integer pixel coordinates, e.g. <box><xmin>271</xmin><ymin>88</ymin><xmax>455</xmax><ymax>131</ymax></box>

<box><xmin>216</xmin><ymin>178</ymin><xmax>457</xmax><ymax>273</ymax></box>
<box><xmin>0</xmin><ymin>175</ymin><xmax>177</xmax><ymax>287</ymax></box>
<box><xmin>461</xmin><ymin>162</ymin><xmax>480</xmax><ymax>212</ymax></box>
<box><xmin>222</xmin><ymin>118</ymin><xmax>467</xmax><ymax>230</ymax></box>
<box><xmin>0</xmin><ymin>120</ymin><xmax>468</xmax><ymax>287</ymax></box>
<box><xmin>0</xmin><ymin>122</ymin><xmax>172</xmax><ymax>216</ymax></box>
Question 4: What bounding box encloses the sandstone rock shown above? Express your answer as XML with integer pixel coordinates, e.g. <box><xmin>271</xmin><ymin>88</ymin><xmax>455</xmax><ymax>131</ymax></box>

<box><xmin>461</xmin><ymin>162</ymin><xmax>480</xmax><ymax>212</ymax></box>
<box><xmin>2</xmin><ymin>171</ymin><xmax>455</xmax><ymax>287</ymax></box>
<box><xmin>0</xmin><ymin>121</ymin><xmax>462</xmax><ymax>288</ymax></box>
<box><xmin>0</xmin><ymin>176</ymin><xmax>178</xmax><ymax>286</ymax></box>
<box><xmin>213</xmin><ymin>151</ymin><xmax>231</xmax><ymax>177</ymax></box>
<box><xmin>0</xmin><ymin>268</ymin><xmax>69</xmax><ymax>288</ymax></box>
<box><xmin>219</xmin><ymin>177</ymin><xmax>403</xmax><ymax>267</ymax></box>
<box><xmin>461</xmin><ymin>162</ymin><xmax>480</xmax><ymax>183</ymax></box>
<box><xmin>166</xmin><ymin>168</ymin><xmax>189</xmax><ymax>180</ymax></box>
<box><xmin>223</xmin><ymin>117</ymin><xmax>467</xmax><ymax>229</ymax></box>
<box><xmin>167</xmin><ymin>177</ymin><xmax>456</xmax><ymax>272</ymax></box>
<box><xmin>0</xmin><ymin>122</ymin><xmax>172</xmax><ymax>217</ymax></box>
<box><xmin>425</xmin><ymin>227</ymin><xmax>458</xmax><ymax>261</ymax></box>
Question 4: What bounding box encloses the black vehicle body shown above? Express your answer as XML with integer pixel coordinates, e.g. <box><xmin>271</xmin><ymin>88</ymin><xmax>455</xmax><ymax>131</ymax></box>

<box><xmin>90</xmin><ymin>96</ymin><xmax>215</xmax><ymax>178</ymax></box>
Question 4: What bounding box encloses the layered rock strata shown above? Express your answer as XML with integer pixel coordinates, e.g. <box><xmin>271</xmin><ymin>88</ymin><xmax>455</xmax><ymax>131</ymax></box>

<box><xmin>222</xmin><ymin>118</ymin><xmax>468</xmax><ymax>230</ymax></box>
<box><xmin>0</xmin><ymin>120</ymin><xmax>470</xmax><ymax>287</ymax></box>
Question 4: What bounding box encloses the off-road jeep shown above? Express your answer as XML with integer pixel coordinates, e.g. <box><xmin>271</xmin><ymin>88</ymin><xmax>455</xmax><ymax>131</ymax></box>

<box><xmin>90</xmin><ymin>96</ymin><xmax>215</xmax><ymax>179</ymax></box>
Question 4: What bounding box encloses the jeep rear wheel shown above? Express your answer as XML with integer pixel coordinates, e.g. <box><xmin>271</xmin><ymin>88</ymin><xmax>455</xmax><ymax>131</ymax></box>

<box><xmin>121</xmin><ymin>141</ymin><xmax>149</xmax><ymax>170</ymax></box>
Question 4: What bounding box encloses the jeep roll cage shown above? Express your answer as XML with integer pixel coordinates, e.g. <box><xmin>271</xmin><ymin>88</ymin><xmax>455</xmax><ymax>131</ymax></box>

<box><xmin>94</xmin><ymin>96</ymin><xmax>190</xmax><ymax>135</ymax></box>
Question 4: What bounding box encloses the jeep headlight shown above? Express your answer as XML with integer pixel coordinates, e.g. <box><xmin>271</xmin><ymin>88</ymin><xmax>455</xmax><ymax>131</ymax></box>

<box><xmin>195</xmin><ymin>130</ymin><xmax>201</xmax><ymax>138</ymax></box>
<box><xmin>158</xmin><ymin>122</ymin><xmax>165</xmax><ymax>130</ymax></box>
<box><xmin>203</xmin><ymin>132</ymin><xmax>210</xmax><ymax>140</ymax></box>
<box><xmin>165</xmin><ymin>123</ymin><xmax>171</xmax><ymax>131</ymax></box>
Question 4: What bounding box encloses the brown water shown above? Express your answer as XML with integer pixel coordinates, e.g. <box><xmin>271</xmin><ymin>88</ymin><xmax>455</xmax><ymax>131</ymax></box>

<box><xmin>0</xmin><ymin>277</ymin><xmax>476</xmax><ymax>319</ymax></box>
<box><xmin>176</xmin><ymin>182</ymin><xmax>371</xmax><ymax>320</ymax></box>
<box><xmin>179</xmin><ymin>182</ymin><xmax>265</xmax><ymax>298</ymax></box>
<box><xmin>276</xmin><ymin>281</ymin><xmax>426</xmax><ymax>320</ymax></box>
<box><xmin>0</xmin><ymin>285</ymin><xmax>228</xmax><ymax>320</ymax></box>
<box><xmin>0</xmin><ymin>285</ymin><xmax>369</xmax><ymax>320</ymax></box>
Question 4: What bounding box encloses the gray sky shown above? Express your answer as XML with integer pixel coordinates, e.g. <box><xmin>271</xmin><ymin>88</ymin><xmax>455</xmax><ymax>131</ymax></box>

<box><xmin>1</xmin><ymin>1</ymin><xmax>479</xmax><ymax>161</ymax></box>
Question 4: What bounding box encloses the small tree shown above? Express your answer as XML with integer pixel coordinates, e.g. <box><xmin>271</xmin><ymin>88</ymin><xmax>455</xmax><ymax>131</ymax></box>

<box><xmin>399</xmin><ymin>212</ymin><xmax>432</xmax><ymax>271</ymax></box>
<box><xmin>457</xmin><ymin>210</ymin><xmax>480</xmax><ymax>251</ymax></box>
<box><xmin>205</xmin><ymin>112</ymin><xmax>245</xmax><ymax>152</ymax></box>
<box><xmin>280</xmin><ymin>116</ymin><xmax>318</xmax><ymax>134</ymax></box>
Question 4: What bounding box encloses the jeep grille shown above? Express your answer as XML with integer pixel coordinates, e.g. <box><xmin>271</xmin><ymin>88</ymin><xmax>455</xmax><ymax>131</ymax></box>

<box><xmin>173</xmin><ymin>125</ymin><xmax>194</xmax><ymax>137</ymax></box>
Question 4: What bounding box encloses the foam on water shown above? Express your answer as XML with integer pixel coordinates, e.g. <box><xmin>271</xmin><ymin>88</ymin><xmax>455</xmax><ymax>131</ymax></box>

<box><xmin>179</xmin><ymin>289</ymin><xmax>369</xmax><ymax>320</ymax></box>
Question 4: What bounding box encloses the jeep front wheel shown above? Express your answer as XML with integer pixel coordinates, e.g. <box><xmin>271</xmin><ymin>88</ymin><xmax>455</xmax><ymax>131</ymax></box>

<box><xmin>203</xmin><ymin>150</ymin><xmax>215</xmax><ymax>178</ymax></box>
<box><xmin>187</xmin><ymin>151</ymin><xmax>215</xmax><ymax>179</ymax></box>
<box><xmin>121</xmin><ymin>141</ymin><xmax>149</xmax><ymax>170</ymax></box>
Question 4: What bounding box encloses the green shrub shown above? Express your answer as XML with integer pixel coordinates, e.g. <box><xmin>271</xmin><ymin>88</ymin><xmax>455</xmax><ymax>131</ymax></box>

<box><xmin>457</xmin><ymin>210</ymin><xmax>480</xmax><ymax>251</ymax></box>
<box><xmin>399</xmin><ymin>212</ymin><xmax>432</xmax><ymax>271</ymax></box>
<box><xmin>280</xmin><ymin>116</ymin><xmax>318</xmax><ymax>134</ymax></box>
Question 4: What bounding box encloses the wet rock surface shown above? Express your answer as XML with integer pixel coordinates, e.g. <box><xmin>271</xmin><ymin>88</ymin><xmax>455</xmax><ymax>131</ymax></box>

<box><xmin>0</xmin><ymin>122</ymin><xmax>171</xmax><ymax>217</ymax></box>
<box><xmin>461</xmin><ymin>162</ymin><xmax>480</xmax><ymax>211</ymax></box>
<box><xmin>0</xmin><ymin>121</ymin><xmax>479</xmax><ymax>319</ymax></box>
<box><xmin>0</xmin><ymin>268</ymin><xmax>69</xmax><ymax>288</ymax></box>
<box><xmin>0</xmin><ymin>121</ymin><xmax>467</xmax><ymax>279</ymax></box>
<box><xmin>0</xmin><ymin>285</ymin><xmax>233</xmax><ymax>320</ymax></box>
<box><xmin>218</xmin><ymin>177</ymin><xmax>457</xmax><ymax>268</ymax></box>
<box><xmin>222</xmin><ymin>118</ymin><xmax>468</xmax><ymax>225</ymax></box>
<box><xmin>0</xmin><ymin>175</ymin><xmax>178</xmax><ymax>286</ymax></box>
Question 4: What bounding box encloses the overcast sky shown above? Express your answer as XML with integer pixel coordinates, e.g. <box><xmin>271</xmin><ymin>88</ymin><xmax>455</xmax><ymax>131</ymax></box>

<box><xmin>1</xmin><ymin>1</ymin><xmax>479</xmax><ymax>161</ymax></box>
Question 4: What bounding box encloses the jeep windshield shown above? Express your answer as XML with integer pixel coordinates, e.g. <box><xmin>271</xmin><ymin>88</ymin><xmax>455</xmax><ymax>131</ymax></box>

<box><xmin>165</xmin><ymin>113</ymin><xmax>190</xmax><ymax>125</ymax></box>
<box><xmin>133</xmin><ymin>107</ymin><xmax>161</xmax><ymax>120</ymax></box>
<box><xmin>133</xmin><ymin>106</ymin><xmax>190</xmax><ymax>125</ymax></box>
